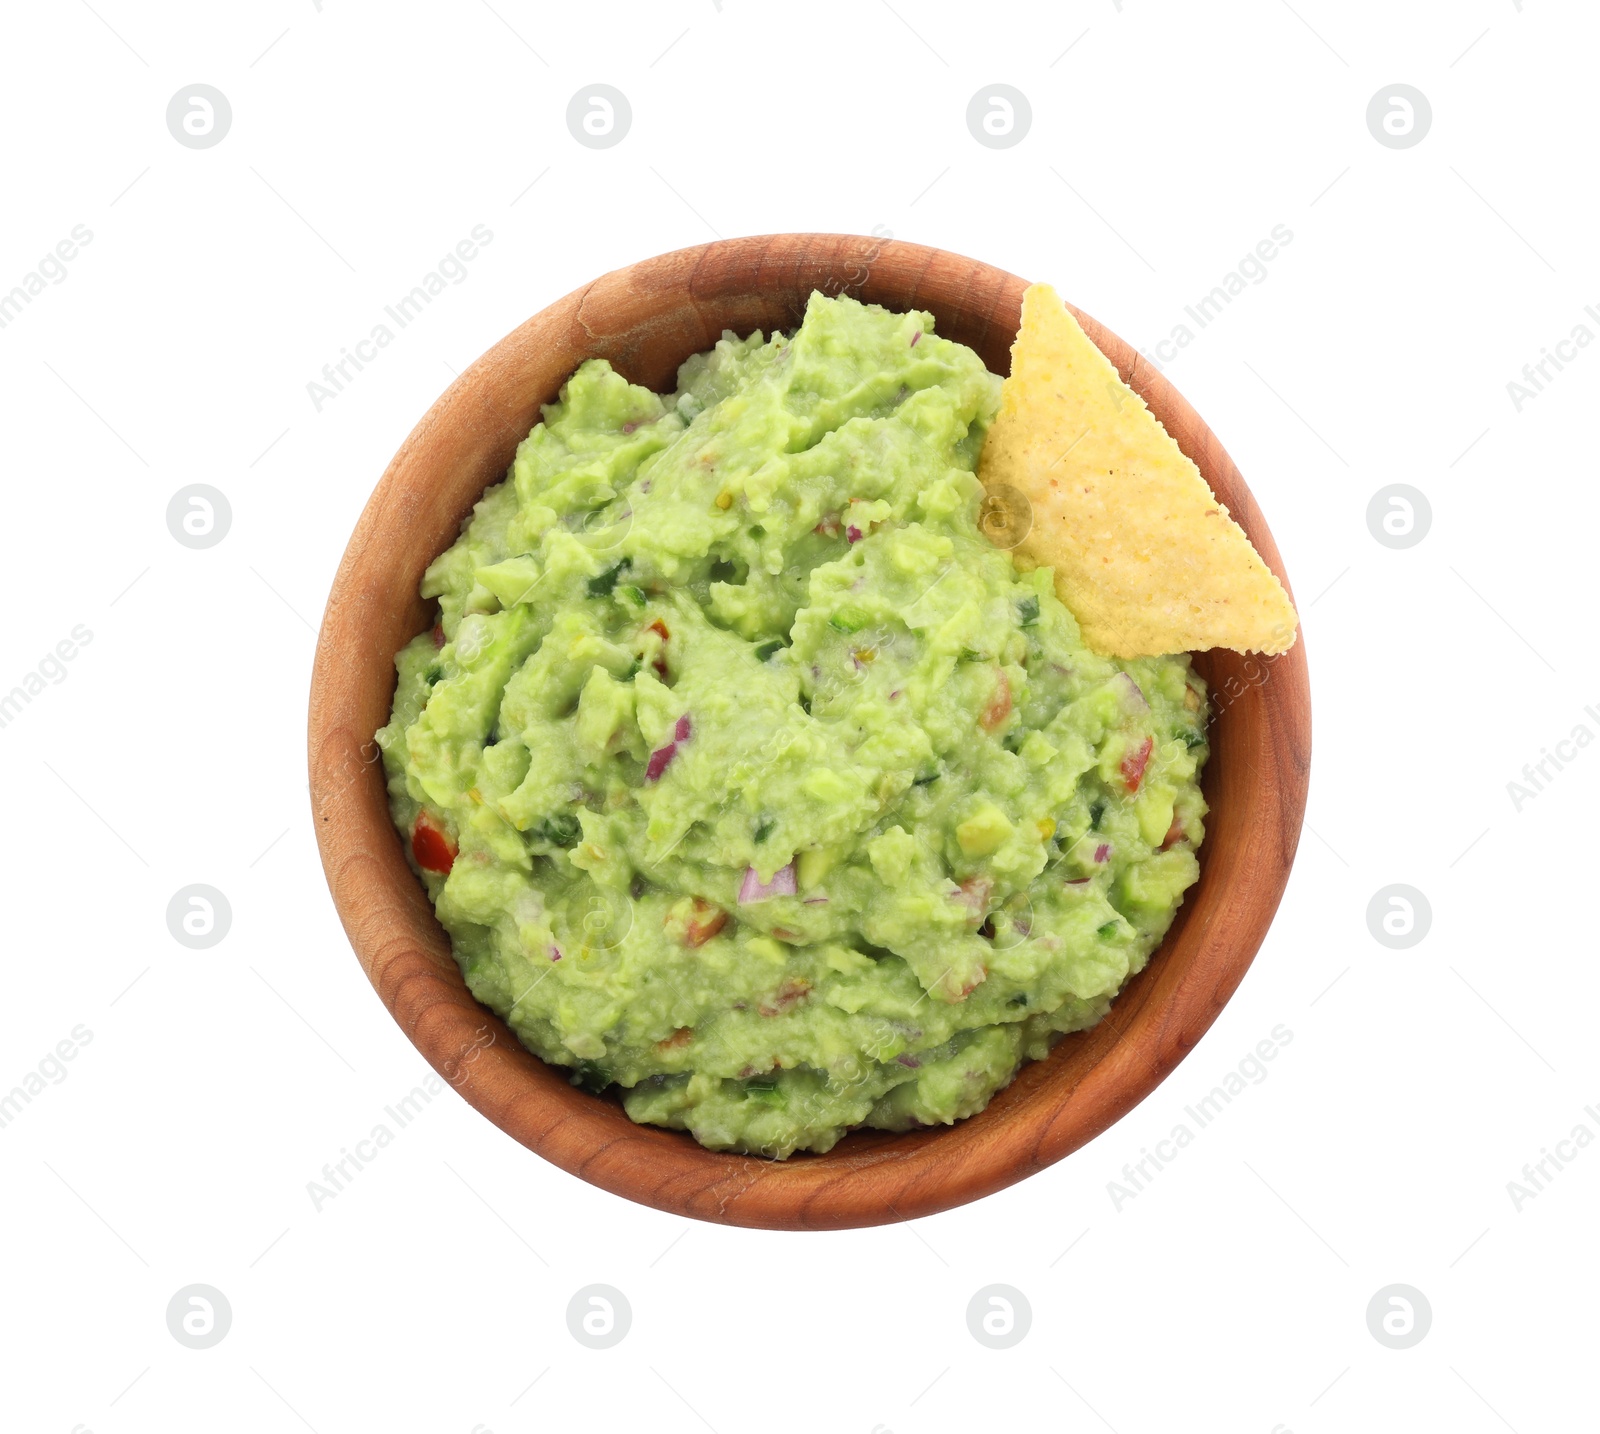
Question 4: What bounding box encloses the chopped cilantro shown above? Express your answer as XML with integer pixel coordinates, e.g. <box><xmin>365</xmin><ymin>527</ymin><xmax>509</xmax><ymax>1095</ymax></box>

<box><xmin>536</xmin><ymin>813</ymin><xmax>582</xmax><ymax>848</ymax></box>
<box><xmin>586</xmin><ymin>558</ymin><xmax>631</xmax><ymax>597</ymax></box>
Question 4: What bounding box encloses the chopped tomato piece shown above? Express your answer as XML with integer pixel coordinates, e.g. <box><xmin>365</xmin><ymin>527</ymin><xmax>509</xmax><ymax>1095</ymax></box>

<box><xmin>1121</xmin><ymin>737</ymin><xmax>1154</xmax><ymax>793</ymax></box>
<box><xmin>759</xmin><ymin>977</ymin><xmax>812</xmax><ymax>1017</ymax></box>
<box><xmin>655</xmin><ymin>1026</ymin><xmax>694</xmax><ymax>1051</ymax></box>
<box><xmin>412</xmin><ymin>810</ymin><xmax>457</xmax><ymax>873</ymax></box>
<box><xmin>682</xmin><ymin>898</ymin><xmax>726</xmax><ymax>948</ymax></box>
<box><xmin>979</xmin><ymin>670</ymin><xmax>1012</xmax><ymax>732</ymax></box>
<box><xmin>645</xmin><ymin>618</ymin><xmax>670</xmax><ymax>678</ymax></box>
<box><xmin>953</xmin><ymin>874</ymin><xmax>993</xmax><ymax>917</ymax></box>
<box><xmin>952</xmin><ymin>967</ymin><xmax>987</xmax><ymax>1000</ymax></box>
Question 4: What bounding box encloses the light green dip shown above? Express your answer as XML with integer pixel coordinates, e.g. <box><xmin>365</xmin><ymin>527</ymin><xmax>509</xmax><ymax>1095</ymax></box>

<box><xmin>377</xmin><ymin>292</ymin><xmax>1209</xmax><ymax>1157</ymax></box>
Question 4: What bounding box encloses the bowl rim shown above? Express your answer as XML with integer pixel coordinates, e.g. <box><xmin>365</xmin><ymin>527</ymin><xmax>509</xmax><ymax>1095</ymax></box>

<box><xmin>307</xmin><ymin>233</ymin><xmax>1311</xmax><ymax>1231</ymax></box>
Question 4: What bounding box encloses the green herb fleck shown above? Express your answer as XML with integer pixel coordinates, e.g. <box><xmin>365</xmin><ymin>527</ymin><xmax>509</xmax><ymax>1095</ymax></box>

<box><xmin>570</xmin><ymin>1061</ymin><xmax>612</xmax><ymax>1094</ymax></box>
<box><xmin>744</xmin><ymin>1077</ymin><xmax>784</xmax><ymax>1106</ymax></box>
<box><xmin>1096</xmin><ymin>921</ymin><xmax>1119</xmax><ymax>939</ymax></box>
<box><xmin>1017</xmin><ymin>595</ymin><xmax>1040</xmax><ymax>627</ymax></box>
<box><xmin>586</xmin><ymin>558</ymin><xmax>631</xmax><ymax>597</ymax></box>
<box><xmin>753</xmin><ymin>638</ymin><xmax>784</xmax><ymax>662</ymax></box>
<box><xmin>754</xmin><ymin>818</ymin><xmax>774</xmax><ymax>843</ymax></box>
<box><xmin>536</xmin><ymin>813</ymin><xmax>582</xmax><ymax>848</ymax></box>
<box><xmin>828</xmin><ymin>608</ymin><xmax>869</xmax><ymax>634</ymax></box>
<box><xmin>1089</xmin><ymin>799</ymin><xmax>1107</xmax><ymax>829</ymax></box>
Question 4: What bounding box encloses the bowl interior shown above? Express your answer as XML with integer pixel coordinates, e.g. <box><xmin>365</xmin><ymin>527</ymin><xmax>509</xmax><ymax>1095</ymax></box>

<box><xmin>308</xmin><ymin>234</ymin><xmax>1310</xmax><ymax>1230</ymax></box>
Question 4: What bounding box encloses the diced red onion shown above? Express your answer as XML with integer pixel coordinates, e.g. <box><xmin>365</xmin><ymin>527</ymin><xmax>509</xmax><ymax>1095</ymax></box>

<box><xmin>645</xmin><ymin>742</ymin><xmax>677</xmax><ymax>781</ymax></box>
<box><xmin>846</xmin><ymin>525</ymin><xmax>863</xmax><ymax>543</ymax></box>
<box><xmin>896</xmin><ymin>1053</ymin><xmax>921</xmax><ymax>1067</ymax></box>
<box><xmin>909</xmin><ymin>331</ymin><xmax>921</xmax><ymax>347</ymax></box>
<box><xmin>802</xmin><ymin>894</ymin><xmax>829</xmax><ymax>905</ymax></box>
<box><xmin>1094</xmin><ymin>843</ymin><xmax>1111</xmax><ymax>863</ymax></box>
<box><xmin>739</xmin><ymin>861</ymin><xmax>797</xmax><ymax>904</ymax></box>
<box><xmin>1114</xmin><ymin>672</ymin><xmax>1148</xmax><ymax>711</ymax></box>
<box><xmin>674</xmin><ymin>713</ymin><xmax>692</xmax><ymax>743</ymax></box>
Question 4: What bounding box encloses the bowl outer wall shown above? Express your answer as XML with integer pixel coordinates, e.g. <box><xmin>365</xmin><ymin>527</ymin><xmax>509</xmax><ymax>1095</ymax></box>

<box><xmin>307</xmin><ymin>233</ymin><xmax>1311</xmax><ymax>1231</ymax></box>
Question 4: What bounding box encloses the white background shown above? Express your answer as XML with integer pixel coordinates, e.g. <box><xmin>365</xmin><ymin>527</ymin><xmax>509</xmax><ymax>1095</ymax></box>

<box><xmin>2</xmin><ymin>2</ymin><xmax>1594</xmax><ymax>1430</ymax></box>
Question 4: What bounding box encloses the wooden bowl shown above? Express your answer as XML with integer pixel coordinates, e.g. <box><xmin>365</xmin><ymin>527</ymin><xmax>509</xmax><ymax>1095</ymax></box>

<box><xmin>308</xmin><ymin>234</ymin><xmax>1310</xmax><ymax>1230</ymax></box>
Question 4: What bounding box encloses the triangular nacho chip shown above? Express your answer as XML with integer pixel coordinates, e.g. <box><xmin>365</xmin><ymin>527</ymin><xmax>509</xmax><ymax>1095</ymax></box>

<box><xmin>978</xmin><ymin>283</ymin><xmax>1298</xmax><ymax>657</ymax></box>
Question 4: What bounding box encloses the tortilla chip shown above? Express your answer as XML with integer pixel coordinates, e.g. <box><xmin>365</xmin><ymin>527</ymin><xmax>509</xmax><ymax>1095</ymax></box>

<box><xmin>978</xmin><ymin>283</ymin><xmax>1298</xmax><ymax>658</ymax></box>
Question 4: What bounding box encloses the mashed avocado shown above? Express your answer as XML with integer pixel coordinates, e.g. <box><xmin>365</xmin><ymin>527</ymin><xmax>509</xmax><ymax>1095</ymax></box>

<box><xmin>376</xmin><ymin>292</ymin><xmax>1210</xmax><ymax>1158</ymax></box>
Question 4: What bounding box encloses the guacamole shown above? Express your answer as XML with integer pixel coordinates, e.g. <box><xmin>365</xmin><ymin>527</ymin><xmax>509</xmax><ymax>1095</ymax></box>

<box><xmin>376</xmin><ymin>292</ymin><xmax>1210</xmax><ymax>1158</ymax></box>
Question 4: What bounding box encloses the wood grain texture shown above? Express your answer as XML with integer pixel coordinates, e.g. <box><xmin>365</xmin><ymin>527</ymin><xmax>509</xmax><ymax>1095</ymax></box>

<box><xmin>307</xmin><ymin>234</ymin><xmax>1311</xmax><ymax>1231</ymax></box>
